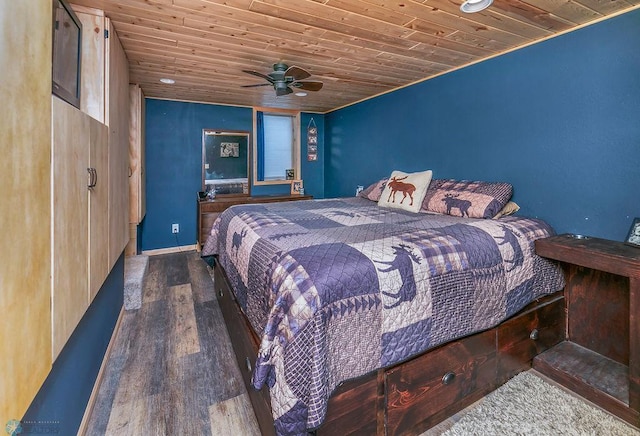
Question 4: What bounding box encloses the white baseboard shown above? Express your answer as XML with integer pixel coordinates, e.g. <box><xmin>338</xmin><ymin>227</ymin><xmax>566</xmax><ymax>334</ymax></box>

<box><xmin>141</xmin><ymin>244</ymin><xmax>197</xmax><ymax>256</ymax></box>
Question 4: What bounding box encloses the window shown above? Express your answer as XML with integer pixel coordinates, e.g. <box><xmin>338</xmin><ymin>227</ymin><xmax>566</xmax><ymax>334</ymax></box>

<box><xmin>254</xmin><ymin>109</ymin><xmax>300</xmax><ymax>185</ymax></box>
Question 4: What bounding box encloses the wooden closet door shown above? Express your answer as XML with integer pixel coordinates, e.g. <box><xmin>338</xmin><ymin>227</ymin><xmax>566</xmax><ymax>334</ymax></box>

<box><xmin>106</xmin><ymin>18</ymin><xmax>130</xmax><ymax>269</ymax></box>
<box><xmin>51</xmin><ymin>96</ymin><xmax>90</xmax><ymax>359</ymax></box>
<box><xmin>89</xmin><ymin>119</ymin><xmax>109</xmax><ymax>302</ymax></box>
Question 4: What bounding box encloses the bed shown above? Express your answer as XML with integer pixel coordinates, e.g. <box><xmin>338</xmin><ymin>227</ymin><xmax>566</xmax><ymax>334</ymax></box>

<box><xmin>202</xmin><ymin>193</ymin><xmax>565</xmax><ymax>435</ymax></box>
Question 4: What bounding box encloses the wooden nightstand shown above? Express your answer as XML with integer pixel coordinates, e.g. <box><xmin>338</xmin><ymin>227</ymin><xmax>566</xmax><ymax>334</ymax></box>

<box><xmin>534</xmin><ymin>234</ymin><xmax>640</xmax><ymax>427</ymax></box>
<box><xmin>197</xmin><ymin>194</ymin><xmax>313</xmax><ymax>250</ymax></box>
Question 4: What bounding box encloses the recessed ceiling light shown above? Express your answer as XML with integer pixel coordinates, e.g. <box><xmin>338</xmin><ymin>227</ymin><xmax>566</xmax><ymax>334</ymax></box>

<box><xmin>160</xmin><ymin>78</ymin><xmax>175</xmax><ymax>84</ymax></box>
<box><xmin>295</xmin><ymin>92</ymin><xmax>308</xmax><ymax>97</ymax></box>
<box><xmin>460</xmin><ymin>0</ymin><xmax>493</xmax><ymax>13</ymax></box>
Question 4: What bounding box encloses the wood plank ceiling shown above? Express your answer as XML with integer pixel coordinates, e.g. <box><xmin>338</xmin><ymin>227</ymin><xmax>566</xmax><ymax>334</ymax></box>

<box><xmin>70</xmin><ymin>0</ymin><xmax>639</xmax><ymax>113</ymax></box>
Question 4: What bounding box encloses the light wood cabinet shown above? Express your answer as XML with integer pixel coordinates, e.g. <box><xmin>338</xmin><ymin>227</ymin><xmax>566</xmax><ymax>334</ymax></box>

<box><xmin>75</xmin><ymin>8</ymin><xmax>130</xmax><ymax>269</ymax></box>
<box><xmin>0</xmin><ymin>1</ymin><xmax>53</xmax><ymax>425</ymax></box>
<box><xmin>107</xmin><ymin>18</ymin><xmax>131</xmax><ymax>269</ymax></box>
<box><xmin>89</xmin><ymin>119</ymin><xmax>110</xmax><ymax>302</ymax></box>
<box><xmin>1</xmin><ymin>1</ymin><xmax>130</xmax><ymax>424</ymax></box>
<box><xmin>126</xmin><ymin>84</ymin><xmax>146</xmax><ymax>256</ymax></box>
<box><xmin>129</xmin><ymin>84</ymin><xmax>146</xmax><ymax>225</ymax></box>
<box><xmin>76</xmin><ymin>6</ymin><xmax>106</xmax><ymax>123</ymax></box>
<box><xmin>51</xmin><ymin>96</ymin><xmax>111</xmax><ymax>355</ymax></box>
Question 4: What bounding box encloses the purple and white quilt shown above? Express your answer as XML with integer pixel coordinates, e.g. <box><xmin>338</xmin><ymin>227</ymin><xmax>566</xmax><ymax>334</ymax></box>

<box><xmin>202</xmin><ymin>197</ymin><xmax>564</xmax><ymax>435</ymax></box>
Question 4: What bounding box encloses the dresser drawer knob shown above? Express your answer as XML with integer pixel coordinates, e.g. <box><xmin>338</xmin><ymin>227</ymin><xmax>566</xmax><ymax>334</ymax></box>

<box><xmin>245</xmin><ymin>357</ymin><xmax>252</xmax><ymax>372</ymax></box>
<box><xmin>530</xmin><ymin>328</ymin><xmax>539</xmax><ymax>340</ymax></box>
<box><xmin>442</xmin><ymin>372</ymin><xmax>456</xmax><ymax>385</ymax></box>
<box><xmin>218</xmin><ymin>289</ymin><xmax>223</xmax><ymax>298</ymax></box>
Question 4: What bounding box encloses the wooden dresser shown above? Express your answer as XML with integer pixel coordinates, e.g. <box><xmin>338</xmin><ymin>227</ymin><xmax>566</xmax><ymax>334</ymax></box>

<box><xmin>534</xmin><ymin>234</ymin><xmax>640</xmax><ymax>428</ymax></box>
<box><xmin>197</xmin><ymin>193</ymin><xmax>313</xmax><ymax>249</ymax></box>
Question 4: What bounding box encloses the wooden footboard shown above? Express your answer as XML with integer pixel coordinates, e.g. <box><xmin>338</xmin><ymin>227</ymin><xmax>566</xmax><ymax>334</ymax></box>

<box><xmin>213</xmin><ymin>260</ymin><xmax>565</xmax><ymax>435</ymax></box>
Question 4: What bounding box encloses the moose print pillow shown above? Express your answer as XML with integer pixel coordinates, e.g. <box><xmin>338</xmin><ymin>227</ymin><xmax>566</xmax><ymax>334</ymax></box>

<box><xmin>421</xmin><ymin>179</ymin><xmax>513</xmax><ymax>219</ymax></box>
<box><xmin>377</xmin><ymin>170</ymin><xmax>433</xmax><ymax>213</ymax></box>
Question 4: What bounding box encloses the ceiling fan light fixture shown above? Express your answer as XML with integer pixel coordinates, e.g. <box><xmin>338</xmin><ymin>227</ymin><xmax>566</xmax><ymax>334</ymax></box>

<box><xmin>241</xmin><ymin>63</ymin><xmax>323</xmax><ymax>97</ymax></box>
<box><xmin>160</xmin><ymin>78</ymin><xmax>175</xmax><ymax>84</ymax></box>
<box><xmin>460</xmin><ymin>0</ymin><xmax>493</xmax><ymax>13</ymax></box>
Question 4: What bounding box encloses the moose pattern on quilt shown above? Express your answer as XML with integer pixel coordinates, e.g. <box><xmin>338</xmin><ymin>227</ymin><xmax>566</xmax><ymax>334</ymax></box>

<box><xmin>202</xmin><ymin>198</ymin><xmax>565</xmax><ymax>435</ymax></box>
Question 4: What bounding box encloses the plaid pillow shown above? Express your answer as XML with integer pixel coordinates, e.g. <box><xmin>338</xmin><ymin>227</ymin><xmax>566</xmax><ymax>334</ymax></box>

<box><xmin>421</xmin><ymin>179</ymin><xmax>513</xmax><ymax>219</ymax></box>
<box><xmin>358</xmin><ymin>178</ymin><xmax>388</xmax><ymax>201</ymax></box>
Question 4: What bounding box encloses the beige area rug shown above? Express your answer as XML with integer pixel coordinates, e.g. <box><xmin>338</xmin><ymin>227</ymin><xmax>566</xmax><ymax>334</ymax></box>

<box><xmin>442</xmin><ymin>371</ymin><xmax>639</xmax><ymax>435</ymax></box>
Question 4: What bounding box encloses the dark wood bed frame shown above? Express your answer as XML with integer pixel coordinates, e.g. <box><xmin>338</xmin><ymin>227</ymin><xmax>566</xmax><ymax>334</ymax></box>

<box><xmin>213</xmin><ymin>259</ymin><xmax>565</xmax><ymax>435</ymax></box>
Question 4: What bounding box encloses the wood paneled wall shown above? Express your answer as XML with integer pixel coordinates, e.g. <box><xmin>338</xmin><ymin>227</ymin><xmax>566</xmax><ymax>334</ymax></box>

<box><xmin>0</xmin><ymin>0</ymin><xmax>53</xmax><ymax>425</ymax></box>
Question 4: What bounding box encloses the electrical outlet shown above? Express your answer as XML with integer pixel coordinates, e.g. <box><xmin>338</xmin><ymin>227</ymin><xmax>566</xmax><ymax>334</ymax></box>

<box><xmin>172</xmin><ymin>223</ymin><xmax>179</xmax><ymax>234</ymax></box>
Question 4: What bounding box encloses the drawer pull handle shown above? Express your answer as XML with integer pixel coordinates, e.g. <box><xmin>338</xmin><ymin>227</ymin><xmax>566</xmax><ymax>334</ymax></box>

<box><xmin>530</xmin><ymin>328</ymin><xmax>539</xmax><ymax>340</ymax></box>
<box><xmin>245</xmin><ymin>357</ymin><xmax>252</xmax><ymax>372</ymax></box>
<box><xmin>442</xmin><ymin>372</ymin><xmax>456</xmax><ymax>385</ymax></box>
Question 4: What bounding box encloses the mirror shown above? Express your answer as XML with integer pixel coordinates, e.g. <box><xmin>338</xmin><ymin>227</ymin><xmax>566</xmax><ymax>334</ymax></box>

<box><xmin>202</xmin><ymin>129</ymin><xmax>250</xmax><ymax>197</ymax></box>
<box><xmin>253</xmin><ymin>109</ymin><xmax>300</xmax><ymax>185</ymax></box>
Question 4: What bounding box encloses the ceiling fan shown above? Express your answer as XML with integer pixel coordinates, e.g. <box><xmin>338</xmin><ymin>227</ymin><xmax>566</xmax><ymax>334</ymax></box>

<box><xmin>241</xmin><ymin>63</ymin><xmax>323</xmax><ymax>96</ymax></box>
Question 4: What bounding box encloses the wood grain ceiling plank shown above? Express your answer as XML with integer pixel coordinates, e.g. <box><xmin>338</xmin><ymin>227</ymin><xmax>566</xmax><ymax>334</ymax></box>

<box><xmin>415</xmin><ymin>0</ymin><xmax>554</xmax><ymax>38</ymax></box>
<box><xmin>372</xmin><ymin>52</ymin><xmax>451</xmax><ymax>74</ymax></box>
<box><xmin>517</xmin><ymin>0</ymin><xmax>602</xmax><ymax>23</ymax></box>
<box><xmin>181</xmin><ymin>17</ymin><xmax>384</xmax><ymax>66</ymax></box>
<box><xmin>72</xmin><ymin>0</ymin><xmax>188</xmax><ymax>24</ymax></box>
<box><xmin>115</xmin><ymin>29</ymin><xmax>178</xmax><ymax>48</ymax></box>
<box><xmin>324</xmin><ymin>0</ymin><xmax>418</xmax><ymax>26</ymax></box>
<box><xmin>487</xmin><ymin>0</ymin><xmax>575</xmax><ymax>31</ymax></box>
<box><xmin>249</xmin><ymin>1</ymin><xmax>421</xmax><ymax>49</ymax></box>
<box><xmin>125</xmin><ymin>42</ymin><xmax>417</xmax><ymax>87</ymax></box>
<box><xmin>182</xmin><ymin>0</ymin><xmax>255</xmax><ymax>9</ymax></box>
<box><xmin>359</xmin><ymin>0</ymin><xmax>556</xmax><ymax>36</ymax></box>
<box><xmin>391</xmin><ymin>7</ymin><xmax>531</xmax><ymax>46</ymax></box>
<box><xmin>444</xmin><ymin>31</ymin><xmax>513</xmax><ymax>52</ymax></box>
<box><xmin>182</xmin><ymin>10</ymin><xmax>462</xmax><ymax>74</ymax></box>
<box><xmin>172</xmin><ymin>0</ymin><xmax>328</xmax><ymax>38</ymax></box>
<box><xmin>403</xmin><ymin>24</ymin><xmax>500</xmax><ymax>56</ymax></box>
<box><xmin>173</xmin><ymin>1</ymin><xmax>444</xmax><ymax>75</ymax></box>
<box><xmin>73</xmin><ymin>0</ymin><xmax>639</xmax><ymax>113</ymax></box>
<box><xmin>181</xmin><ymin>18</ymin><xmax>345</xmax><ymax>62</ymax></box>
<box><xmin>255</xmin><ymin>0</ymin><xmax>417</xmax><ymax>38</ymax></box>
<box><xmin>572</xmin><ymin>0</ymin><xmax>636</xmax><ymax>14</ymax></box>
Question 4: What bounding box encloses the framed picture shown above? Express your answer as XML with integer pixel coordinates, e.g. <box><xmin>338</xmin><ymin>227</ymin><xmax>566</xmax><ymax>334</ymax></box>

<box><xmin>291</xmin><ymin>179</ymin><xmax>304</xmax><ymax>195</ymax></box>
<box><xmin>220</xmin><ymin>142</ymin><xmax>239</xmax><ymax>158</ymax></box>
<box><xmin>624</xmin><ymin>217</ymin><xmax>640</xmax><ymax>248</ymax></box>
<box><xmin>286</xmin><ymin>169</ymin><xmax>295</xmax><ymax>180</ymax></box>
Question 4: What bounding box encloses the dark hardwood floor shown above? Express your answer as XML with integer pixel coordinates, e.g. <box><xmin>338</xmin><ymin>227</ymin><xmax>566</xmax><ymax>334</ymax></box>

<box><xmin>84</xmin><ymin>251</ymin><xmax>260</xmax><ymax>435</ymax></box>
<box><xmin>85</xmin><ymin>251</ymin><xmax>614</xmax><ymax>436</ymax></box>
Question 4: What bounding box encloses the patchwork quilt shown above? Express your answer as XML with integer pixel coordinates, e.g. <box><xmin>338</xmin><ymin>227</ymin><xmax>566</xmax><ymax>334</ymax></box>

<box><xmin>202</xmin><ymin>197</ymin><xmax>565</xmax><ymax>435</ymax></box>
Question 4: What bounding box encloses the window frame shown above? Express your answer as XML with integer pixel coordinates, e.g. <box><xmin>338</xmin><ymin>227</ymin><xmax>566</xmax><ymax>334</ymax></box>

<box><xmin>252</xmin><ymin>107</ymin><xmax>301</xmax><ymax>186</ymax></box>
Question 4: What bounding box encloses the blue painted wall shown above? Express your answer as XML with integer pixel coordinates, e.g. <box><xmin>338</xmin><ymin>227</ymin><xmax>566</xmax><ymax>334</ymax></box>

<box><xmin>22</xmin><ymin>254</ymin><xmax>124</xmax><ymax>435</ymax></box>
<box><xmin>324</xmin><ymin>10</ymin><xmax>640</xmax><ymax>241</ymax></box>
<box><xmin>301</xmin><ymin>112</ymin><xmax>325</xmax><ymax>199</ymax></box>
<box><xmin>142</xmin><ymin>99</ymin><xmax>325</xmax><ymax>251</ymax></box>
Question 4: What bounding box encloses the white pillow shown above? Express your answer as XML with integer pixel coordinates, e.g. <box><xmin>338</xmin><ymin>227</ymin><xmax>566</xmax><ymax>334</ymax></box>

<box><xmin>378</xmin><ymin>170</ymin><xmax>433</xmax><ymax>213</ymax></box>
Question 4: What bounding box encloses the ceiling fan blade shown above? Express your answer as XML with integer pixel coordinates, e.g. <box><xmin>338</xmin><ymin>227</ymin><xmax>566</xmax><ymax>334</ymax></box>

<box><xmin>242</xmin><ymin>70</ymin><xmax>274</xmax><ymax>83</ymax></box>
<box><xmin>284</xmin><ymin>65</ymin><xmax>311</xmax><ymax>81</ymax></box>
<box><xmin>276</xmin><ymin>86</ymin><xmax>294</xmax><ymax>97</ymax></box>
<box><xmin>241</xmin><ymin>83</ymin><xmax>273</xmax><ymax>88</ymax></box>
<box><xmin>293</xmin><ymin>81</ymin><xmax>323</xmax><ymax>92</ymax></box>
